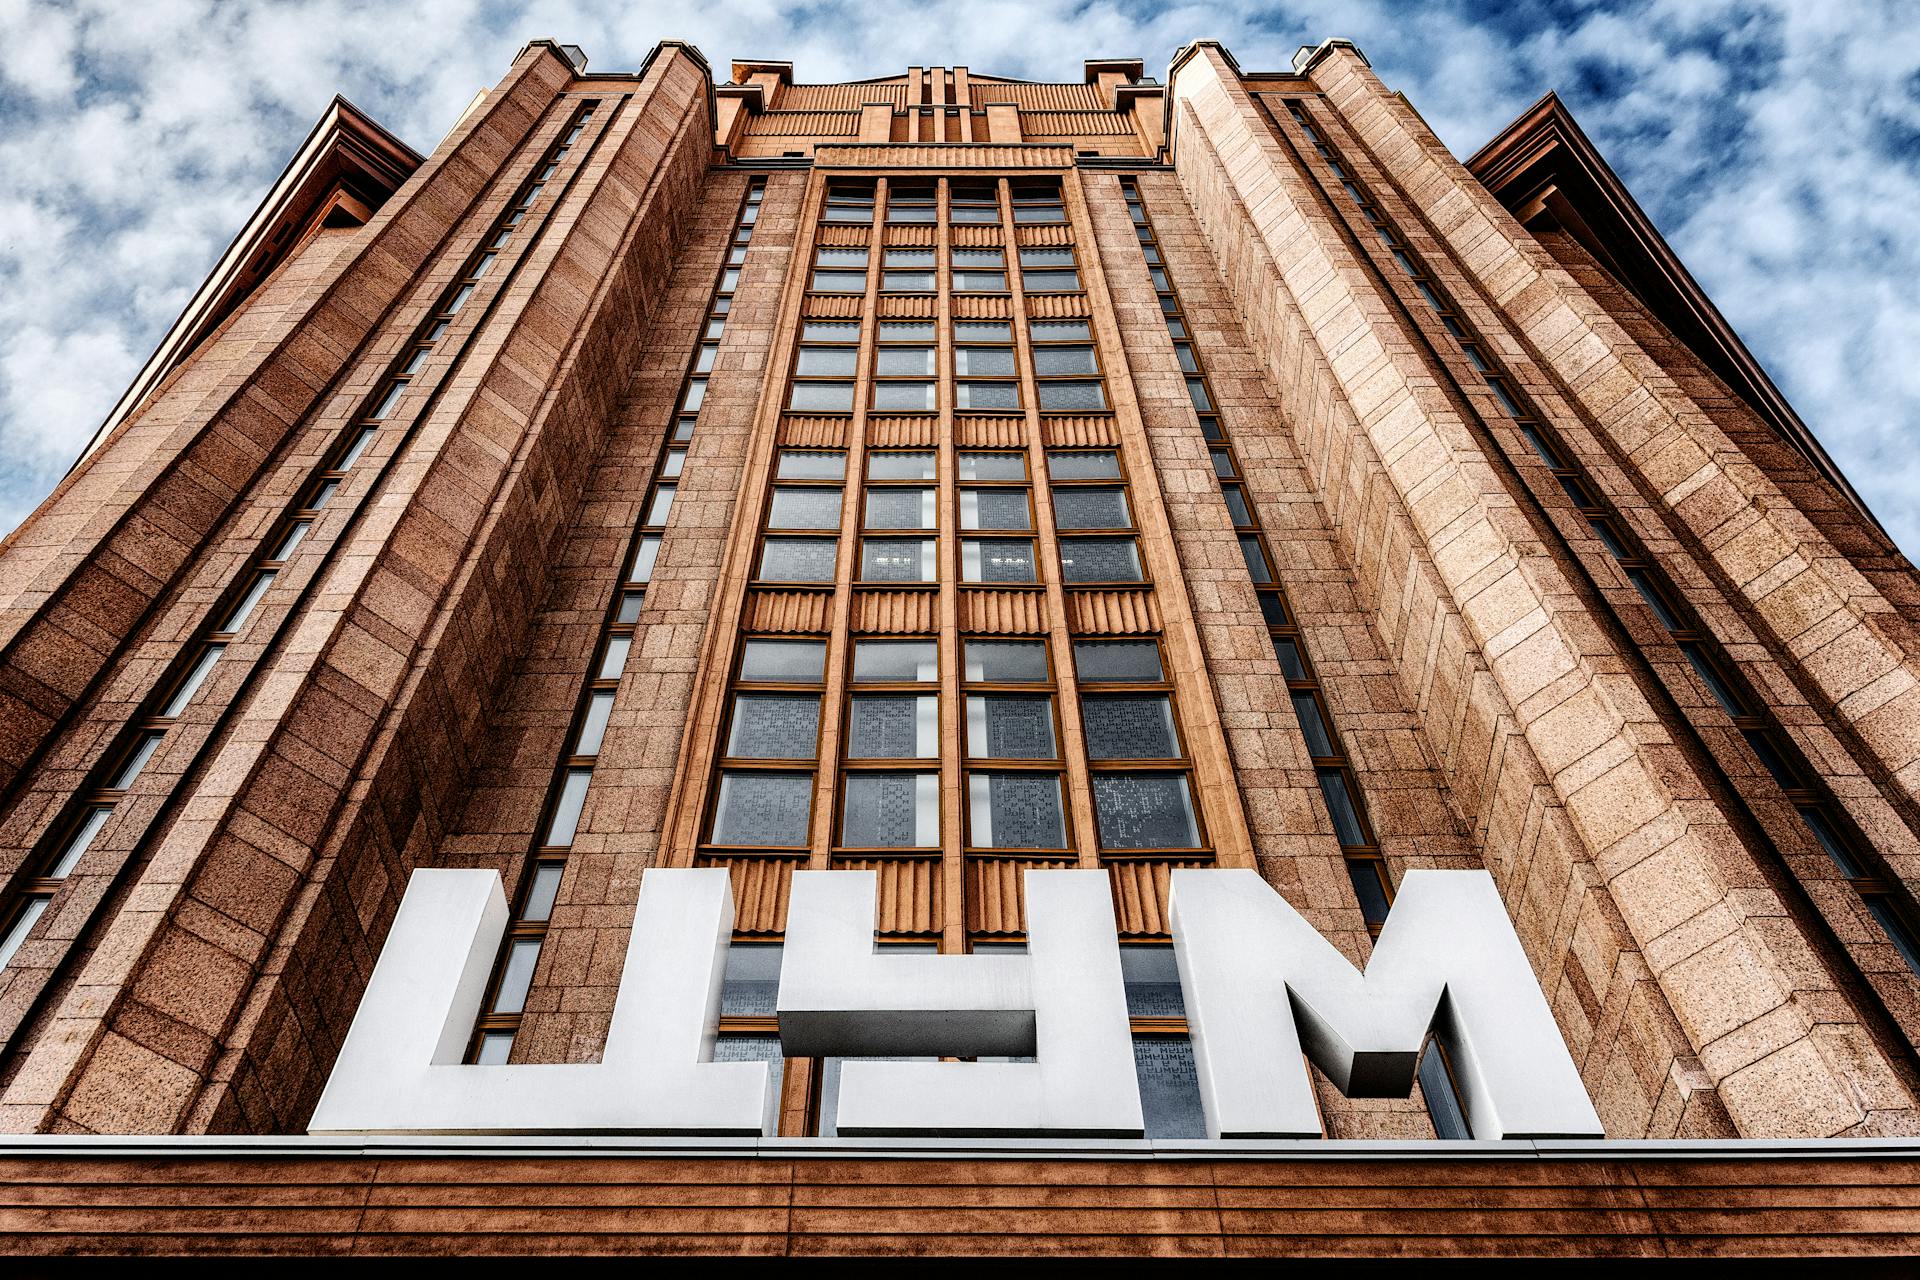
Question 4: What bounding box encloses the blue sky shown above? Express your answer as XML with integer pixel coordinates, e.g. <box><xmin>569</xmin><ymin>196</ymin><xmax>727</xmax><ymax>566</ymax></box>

<box><xmin>2</xmin><ymin>0</ymin><xmax>1917</xmax><ymax>554</ymax></box>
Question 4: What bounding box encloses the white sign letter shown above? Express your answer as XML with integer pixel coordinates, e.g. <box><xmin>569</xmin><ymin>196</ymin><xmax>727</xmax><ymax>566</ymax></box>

<box><xmin>778</xmin><ymin>869</ymin><xmax>1143</xmax><ymax>1137</ymax></box>
<box><xmin>1171</xmin><ymin>868</ymin><xmax>1602</xmax><ymax>1140</ymax></box>
<box><xmin>309</xmin><ymin>866</ymin><xmax>768</xmax><ymax>1135</ymax></box>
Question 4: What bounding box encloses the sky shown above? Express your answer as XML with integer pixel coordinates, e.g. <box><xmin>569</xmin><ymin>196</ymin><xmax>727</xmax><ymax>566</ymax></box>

<box><xmin>1</xmin><ymin>0</ymin><xmax>1917</xmax><ymax>554</ymax></box>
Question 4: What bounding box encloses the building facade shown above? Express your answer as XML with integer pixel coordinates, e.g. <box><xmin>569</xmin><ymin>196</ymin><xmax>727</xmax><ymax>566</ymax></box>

<box><xmin>2</xmin><ymin>36</ymin><xmax>1919</xmax><ymax>1256</ymax></box>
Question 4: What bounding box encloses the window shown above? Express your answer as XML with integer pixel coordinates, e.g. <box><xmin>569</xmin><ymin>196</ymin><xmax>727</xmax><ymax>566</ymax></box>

<box><xmin>841</xmin><ymin>639</ymin><xmax>939</xmax><ymax>850</ymax></box>
<box><xmin>1020</xmin><ymin>245</ymin><xmax>1080</xmax><ymax>292</ymax></box>
<box><xmin>823</xmin><ymin>181</ymin><xmax>875</xmax><ymax>223</ymax></box>
<box><xmin>811</xmin><ymin>245</ymin><xmax>868</xmax><ymax>293</ymax></box>
<box><xmin>868</xmin><ymin>451</ymin><xmax>936</xmax><ymax>480</ymax></box>
<box><xmin>882</xmin><ymin>247</ymin><xmax>935</xmax><ymax>293</ymax></box>
<box><xmin>1012</xmin><ymin>181</ymin><xmax>1067</xmax><ymax>224</ymax></box>
<box><xmin>767</xmin><ymin>487</ymin><xmax>842</xmax><ymax>530</ymax></box>
<box><xmin>962</xmin><ymin>538</ymin><xmax>1037</xmax><ymax>584</ymax></box>
<box><xmin>1058</xmin><ymin>538</ymin><xmax>1141</xmax><ymax>584</ymax></box>
<box><xmin>965</xmin><ymin>636</ymin><xmax>1066</xmax><ymax>851</ymax></box>
<box><xmin>951</xmin><ymin>247</ymin><xmax>1006</xmax><ymax>292</ymax></box>
<box><xmin>726</xmin><ymin>693</ymin><xmax>822</xmax><ymax>759</ymax></box>
<box><xmin>860</xmin><ymin>539</ymin><xmax>936</xmax><ymax>583</ymax></box>
<box><xmin>711</xmin><ymin>772</ymin><xmax>815</xmax><ymax>846</ymax></box>
<box><xmin>777</xmin><ymin>450</ymin><xmax>846</xmax><ymax>481</ymax></box>
<box><xmin>953</xmin><ymin>319</ymin><xmax>1018</xmax><ymax>411</ymax></box>
<box><xmin>948</xmin><ymin>182</ymin><xmax>999</xmax><ymax>224</ymax></box>
<box><xmin>1029</xmin><ymin>315</ymin><xmax>1105</xmax><ymax>412</ymax></box>
<box><xmin>759</xmin><ymin>538</ymin><xmax>838</xmax><ymax>583</ymax></box>
<box><xmin>865</xmin><ymin>488</ymin><xmax>936</xmax><ymax>530</ymax></box>
<box><xmin>1092</xmin><ymin>774</ymin><xmax>1200</xmax><ymax>851</ymax></box>
<box><xmin>887</xmin><ymin>183</ymin><xmax>936</xmax><ymax>223</ymax></box>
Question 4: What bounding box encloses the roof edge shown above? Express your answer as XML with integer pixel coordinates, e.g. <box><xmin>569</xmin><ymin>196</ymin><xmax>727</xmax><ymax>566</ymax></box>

<box><xmin>1467</xmin><ymin>91</ymin><xmax>1889</xmax><ymax>539</ymax></box>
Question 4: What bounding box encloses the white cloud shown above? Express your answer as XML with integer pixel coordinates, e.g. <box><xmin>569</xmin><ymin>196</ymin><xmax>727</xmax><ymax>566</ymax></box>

<box><xmin>0</xmin><ymin>0</ymin><xmax>1915</xmax><ymax>558</ymax></box>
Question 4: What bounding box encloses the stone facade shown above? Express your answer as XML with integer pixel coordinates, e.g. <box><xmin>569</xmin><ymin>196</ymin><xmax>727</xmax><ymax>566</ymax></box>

<box><xmin>0</xmin><ymin>35</ymin><xmax>1918</xmax><ymax>1258</ymax></box>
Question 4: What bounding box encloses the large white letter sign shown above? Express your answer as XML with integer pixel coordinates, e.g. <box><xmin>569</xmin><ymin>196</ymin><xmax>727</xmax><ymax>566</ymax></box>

<box><xmin>778</xmin><ymin>869</ymin><xmax>1143</xmax><ymax>1137</ymax></box>
<box><xmin>1170</xmin><ymin>868</ymin><xmax>1602</xmax><ymax>1140</ymax></box>
<box><xmin>309</xmin><ymin>867</ymin><xmax>768</xmax><ymax>1135</ymax></box>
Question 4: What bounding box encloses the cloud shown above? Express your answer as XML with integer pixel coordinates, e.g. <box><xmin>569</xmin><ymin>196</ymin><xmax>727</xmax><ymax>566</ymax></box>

<box><xmin>0</xmin><ymin>0</ymin><xmax>1915</xmax><ymax>557</ymax></box>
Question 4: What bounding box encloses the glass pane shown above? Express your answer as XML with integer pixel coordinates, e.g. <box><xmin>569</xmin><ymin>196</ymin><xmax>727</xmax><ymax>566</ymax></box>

<box><xmin>962</xmin><ymin>538</ymin><xmax>1037</xmax><ymax>583</ymax></box>
<box><xmin>853</xmin><ymin>640</ymin><xmax>937</xmax><ymax>682</ymax></box>
<box><xmin>1348</xmin><ymin>859</ymin><xmax>1392</xmax><ymax>922</ymax></box>
<box><xmin>1187</xmin><ymin>378</ymin><xmax>1212</xmax><ymax>412</ymax></box>
<box><xmin>1046</xmin><ymin>450</ymin><xmax>1120</xmax><ymax>480</ymax></box>
<box><xmin>954</xmin><ymin>347</ymin><xmax>1016</xmax><ymax>376</ymax></box>
<box><xmin>789</xmin><ymin>382</ymin><xmax>855</xmax><ymax>412</ymax></box>
<box><xmin>727</xmin><ymin>693</ymin><xmax>822</xmax><ymax>758</ymax></box>
<box><xmin>955</xmin><ymin>381</ymin><xmax>1020</xmax><ymax>410</ymax></box>
<box><xmin>0</xmin><ymin>897</ymin><xmax>50</xmax><ymax>970</ymax></box>
<box><xmin>1053</xmin><ymin>487</ymin><xmax>1131</xmax><ymax>530</ymax></box>
<box><xmin>860</xmin><ymin>539</ymin><xmax>934</xmax><ymax>582</ymax></box>
<box><xmin>796</xmin><ymin>347</ymin><xmax>858</xmax><ymax>376</ymax></box>
<box><xmin>1291</xmin><ymin>691</ymin><xmax>1335</xmax><ymax>757</ymax></box>
<box><xmin>1318</xmin><ymin>768</ymin><xmax>1369</xmax><ymax>847</ymax></box>
<box><xmin>1121</xmin><ymin>947</ymin><xmax>1186</xmax><ymax>1016</ymax></box>
<box><xmin>952</xmin><ymin>272</ymin><xmax>1006</xmax><ymax>291</ymax></box>
<box><xmin>220</xmin><ymin>569</ymin><xmax>276</xmax><ymax>633</ymax></box>
<box><xmin>574</xmin><ymin>690</ymin><xmax>615</xmax><ymax>756</ymax></box>
<box><xmin>1059</xmin><ymin>538</ymin><xmax>1142</xmax><ymax>583</ymax></box>
<box><xmin>811</xmin><ymin>271</ymin><xmax>867</xmax><ymax>292</ymax></box>
<box><xmin>868</xmin><ymin>451</ymin><xmax>936</xmax><ymax>480</ymax></box>
<box><xmin>1082</xmin><ymin>695</ymin><xmax>1178</xmax><ymax>759</ymax></box>
<box><xmin>1033</xmin><ymin>345</ymin><xmax>1097</xmax><ymax>376</ymax></box>
<box><xmin>107</xmin><ymin>731</ymin><xmax>165</xmax><ymax>790</ymax></box>
<box><xmin>815</xmin><ymin>247</ymin><xmax>869</xmax><ymax>267</ymax></box>
<box><xmin>873</xmin><ymin>381</ymin><xmax>935</xmax><ymax>411</ymax></box>
<box><xmin>958</xmin><ymin>452</ymin><xmax>1025</xmax><ymax>481</ymax></box>
<box><xmin>758</xmin><ymin>539</ymin><xmax>838</xmax><ymax>582</ymax></box>
<box><xmin>645</xmin><ymin>485</ymin><xmax>676</xmax><ymax>526</ymax></box>
<box><xmin>267</xmin><ymin>520</ymin><xmax>310</xmax><ymax>562</ymax></box>
<box><xmin>522</xmin><ymin>863</ymin><xmax>564</xmax><ymax>922</ymax></box>
<box><xmin>1222</xmin><ymin>486</ymin><xmax>1253</xmax><ymax>527</ymax></box>
<box><xmin>544</xmin><ymin>768</ymin><xmax>592</xmax><ymax>845</ymax></box>
<box><xmin>1419</xmin><ymin>1040</ymin><xmax>1471</xmax><ymax>1138</ymax></box>
<box><xmin>1036</xmin><ymin>380</ymin><xmax>1107</xmax><ymax>412</ymax></box>
<box><xmin>661</xmin><ymin>448</ymin><xmax>686</xmax><ymax>478</ymax></box>
<box><xmin>711</xmin><ymin>771</ymin><xmax>814</xmax><ymax>845</ymax></box>
<box><xmin>1093</xmin><ymin>773</ymin><xmax>1199</xmax><ymax>850</ymax></box>
<box><xmin>952</xmin><ymin>249</ymin><xmax>1004</xmax><ymax>268</ymax></box>
<box><xmin>865</xmin><ymin>489</ymin><xmax>935</xmax><ymax>530</ymax></box>
<box><xmin>474</xmin><ymin>1032</ymin><xmax>515</xmax><ymax>1066</ymax></box>
<box><xmin>1258</xmin><ymin>590</ymin><xmax>1289</xmax><ymax>627</ymax></box>
<box><xmin>1135</xmin><ymin>1037</ymin><xmax>1207</xmax><ymax>1139</ymax></box>
<box><xmin>740</xmin><ymin>639</ymin><xmax>827</xmax><ymax>682</ymax></box>
<box><xmin>969</xmin><ymin>773</ymin><xmax>1066</xmax><ymax>849</ymax></box>
<box><xmin>956</xmin><ymin>322</ymin><xmax>1014</xmax><ymax>343</ymax></box>
<box><xmin>958</xmin><ymin>489</ymin><xmax>1030</xmax><ymax>530</ymax></box>
<box><xmin>841</xmin><ymin>772</ymin><xmax>939</xmax><ymax>847</ymax></box>
<box><xmin>490</xmin><ymin>938</ymin><xmax>542</xmax><ymax>1014</ymax></box>
<box><xmin>628</xmin><ymin>534</ymin><xmax>661</xmax><ymax>583</ymax></box>
<box><xmin>802</xmin><ymin>321</ymin><xmax>860</xmax><ymax>343</ymax></box>
<box><xmin>879</xmin><ymin>321</ymin><xmax>935</xmax><ymax>342</ymax></box>
<box><xmin>1798</xmin><ymin>807</ymin><xmax>1864</xmax><ymax>878</ymax></box>
<box><xmin>965</xmin><ymin>640</ymin><xmax>1049</xmax><ymax>683</ymax></box>
<box><xmin>1238</xmin><ymin>534</ymin><xmax>1273</xmax><ymax>583</ymax></box>
<box><xmin>884</xmin><ymin>248</ymin><xmax>934</xmax><ymax>267</ymax></box>
<box><xmin>876</xmin><ymin>347</ymin><xmax>935</xmax><ymax>377</ymax></box>
<box><xmin>848</xmin><ymin>694</ymin><xmax>938</xmax><ymax>758</ymax></box>
<box><xmin>1020</xmin><ymin>246</ymin><xmax>1075</xmax><ymax>268</ymax></box>
<box><xmin>777</xmin><ymin>450</ymin><xmax>845</xmax><ymax>480</ymax></box>
<box><xmin>47</xmin><ymin>805</ymin><xmax>113</xmax><ymax>879</ymax></box>
<box><xmin>882</xmin><ymin>272</ymin><xmax>935</xmax><ymax>292</ymax></box>
<box><xmin>1030</xmin><ymin>320</ymin><xmax>1091</xmax><ymax>342</ymax></box>
<box><xmin>1074</xmin><ymin>639</ymin><xmax>1162</xmax><ymax>683</ymax></box>
<box><xmin>967</xmin><ymin>694</ymin><xmax>1057</xmax><ymax>759</ymax></box>
<box><xmin>160</xmin><ymin>644</ymin><xmax>224</xmax><ymax>717</ymax></box>
<box><xmin>1271</xmin><ymin>636</ymin><xmax>1308</xmax><ymax>681</ymax></box>
<box><xmin>597</xmin><ymin>635</ymin><xmax>631</xmax><ymax>680</ymax></box>
<box><xmin>721</xmin><ymin>943</ymin><xmax>783</xmax><ymax>1016</ymax></box>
